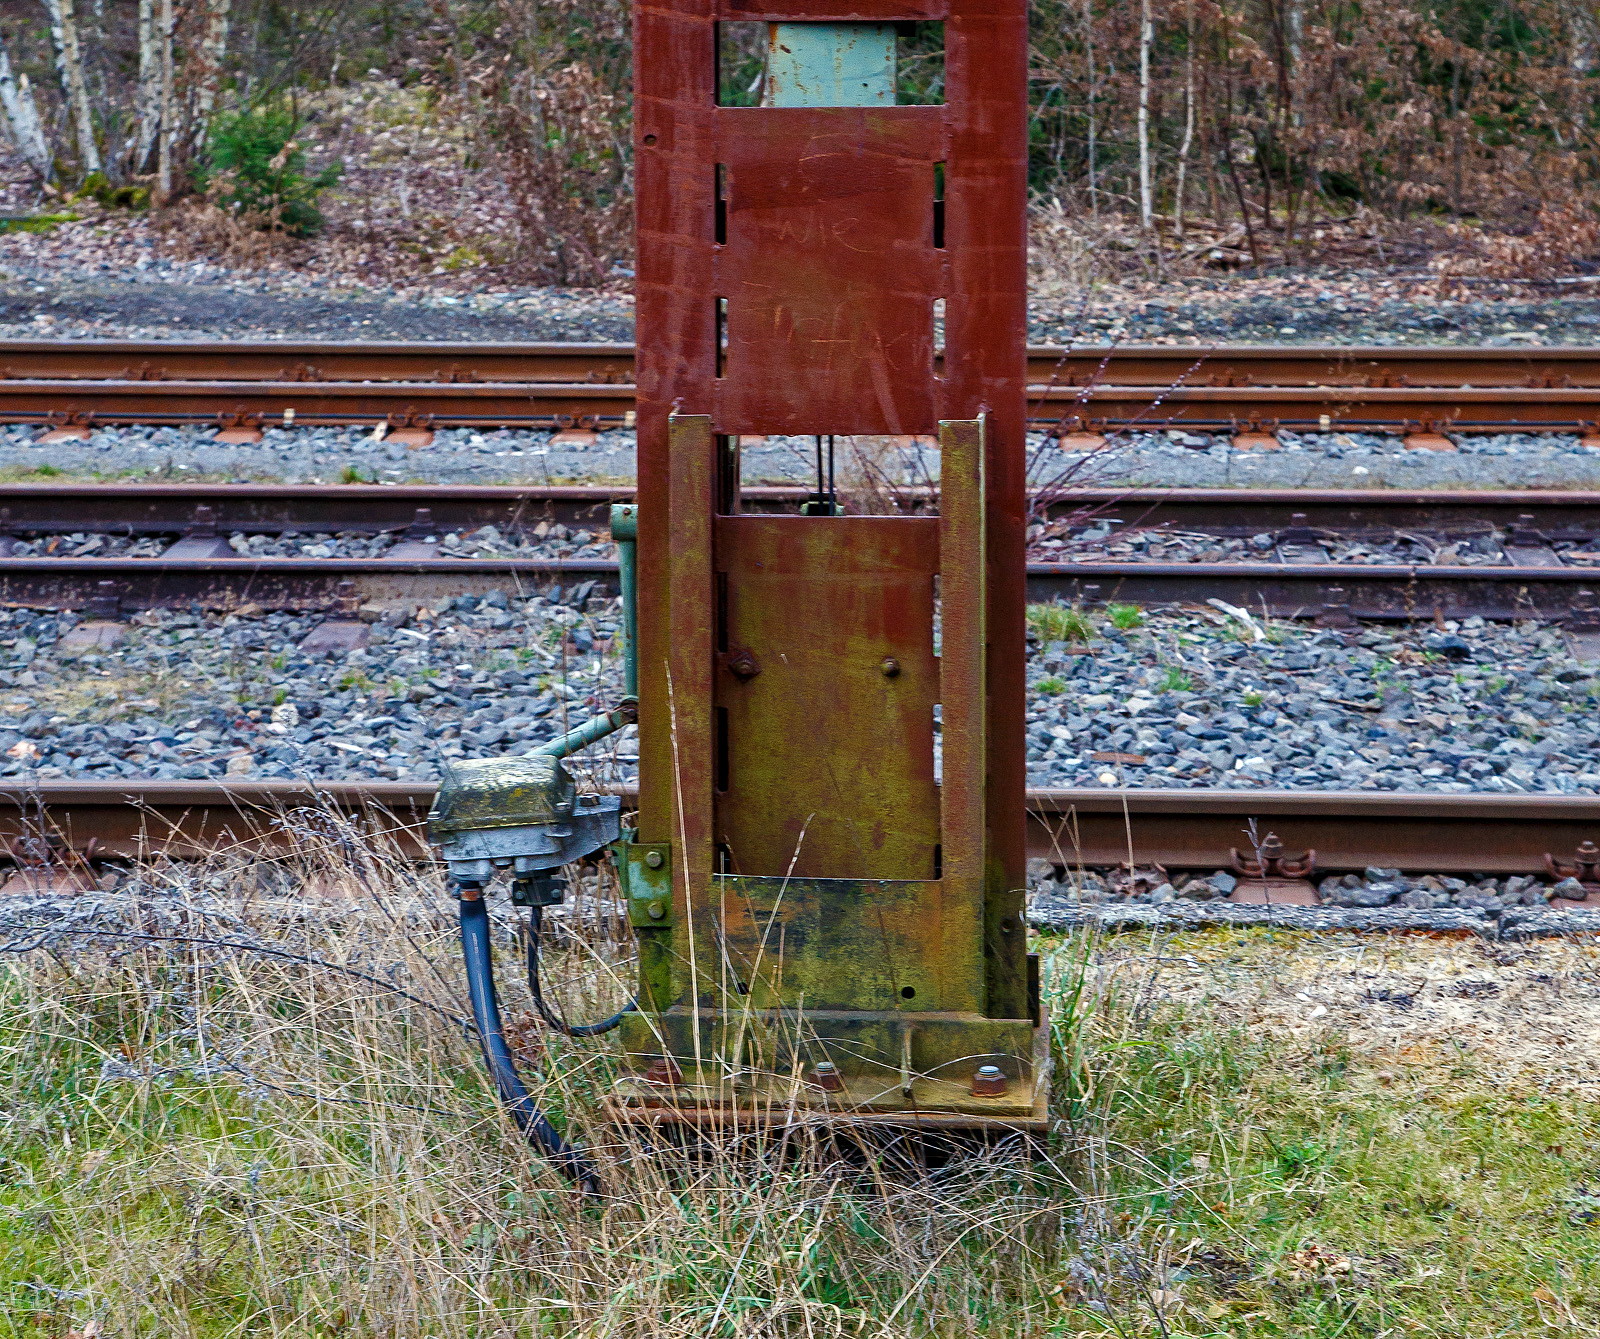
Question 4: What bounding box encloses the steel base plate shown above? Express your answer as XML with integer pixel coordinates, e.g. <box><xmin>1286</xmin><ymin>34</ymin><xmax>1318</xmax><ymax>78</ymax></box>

<box><xmin>606</xmin><ymin>1014</ymin><xmax>1051</xmax><ymax>1135</ymax></box>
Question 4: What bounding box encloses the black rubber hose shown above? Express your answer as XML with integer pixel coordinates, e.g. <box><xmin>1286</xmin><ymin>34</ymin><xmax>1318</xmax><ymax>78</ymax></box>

<box><xmin>526</xmin><ymin>904</ymin><xmax>638</xmax><ymax>1037</ymax></box>
<box><xmin>458</xmin><ymin>889</ymin><xmax>602</xmax><ymax>1195</ymax></box>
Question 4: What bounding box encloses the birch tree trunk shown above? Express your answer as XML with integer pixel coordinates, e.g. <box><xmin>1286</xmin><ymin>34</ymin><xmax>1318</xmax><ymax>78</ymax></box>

<box><xmin>157</xmin><ymin>0</ymin><xmax>175</xmax><ymax>199</ymax></box>
<box><xmin>0</xmin><ymin>36</ymin><xmax>52</xmax><ymax>180</ymax></box>
<box><xmin>190</xmin><ymin>0</ymin><xmax>232</xmax><ymax>153</ymax></box>
<box><xmin>1084</xmin><ymin>0</ymin><xmax>1098</xmax><ymax>221</ymax></box>
<box><xmin>134</xmin><ymin>0</ymin><xmax>162</xmax><ymax>172</ymax></box>
<box><xmin>44</xmin><ymin>0</ymin><xmax>102</xmax><ymax>174</ymax></box>
<box><xmin>1137</xmin><ymin>0</ymin><xmax>1153</xmax><ymax>229</ymax></box>
<box><xmin>1173</xmin><ymin>0</ymin><xmax>1195</xmax><ymax>236</ymax></box>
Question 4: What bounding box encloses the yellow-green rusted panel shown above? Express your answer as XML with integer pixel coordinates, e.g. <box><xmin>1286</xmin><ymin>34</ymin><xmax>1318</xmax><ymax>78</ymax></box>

<box><xmin>713</xmin><ymin>514</ymin><xmax>939</xmax><ymax>880</ymax></box>
<box><xmin>676</xmin><ymin>873</ymin><xmax>982</xmax><ymax>1013</ymax></box>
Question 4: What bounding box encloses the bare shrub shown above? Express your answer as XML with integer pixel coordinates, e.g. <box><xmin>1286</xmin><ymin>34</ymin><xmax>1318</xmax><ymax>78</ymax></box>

<box><xmin>446</xmin><ymin>0</ymin><xmax>633</xmax><ymax>287</ymax></box>
<box><xmin>470</xmin><ymin>58</ymin><xmax>633</xmax><ymax>286</ymax></box>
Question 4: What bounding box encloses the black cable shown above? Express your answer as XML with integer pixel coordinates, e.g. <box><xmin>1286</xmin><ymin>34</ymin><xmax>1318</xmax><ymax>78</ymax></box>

<box><xmin>526</xmin><ymin>904</ymin><xmax>637</xmax><ymax>1037</ymax></box>
<box><xmin>457</xmin><ymin>889</ymin><xmax>602</xmax><ymax>1195</ymax></box>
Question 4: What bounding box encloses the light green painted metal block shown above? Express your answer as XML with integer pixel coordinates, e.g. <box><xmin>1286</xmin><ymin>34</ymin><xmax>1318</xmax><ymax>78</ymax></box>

<box><xmin>765</xmin><ymin>23</ymin><xmax>895</xmax><ymax>108</ymax></box>
<box><xmin>619</xmin><ymin>838</ymin><xmax>673</xmax><ymax>927</ymax></box>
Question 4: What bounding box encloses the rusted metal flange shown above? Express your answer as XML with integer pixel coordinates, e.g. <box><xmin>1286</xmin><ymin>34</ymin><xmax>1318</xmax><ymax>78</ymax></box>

<box><xmin>1230</xmin><ymin>832</ymin><xmax>1319</xmax><ymax>904</ymax></box>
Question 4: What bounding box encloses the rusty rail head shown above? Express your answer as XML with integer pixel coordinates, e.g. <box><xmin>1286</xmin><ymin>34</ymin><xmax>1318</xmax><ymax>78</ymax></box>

<box><xmin>2</xmin><ymin>781</ymin><xmax>1594</xmax><ymax>878</ymax></box>
<box><xmin>9</xmin><ymin>482</ymin><xmax>1600</xmax><ymax>540</ymax></box>
<box><xmin>5</xmin><ymin>339</ymin><xmax>1600</xmax><ymax>388</ymax></box>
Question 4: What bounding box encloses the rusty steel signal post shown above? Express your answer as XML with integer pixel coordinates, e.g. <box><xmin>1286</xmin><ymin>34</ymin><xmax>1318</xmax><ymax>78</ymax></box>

<box><xmin>614</xmin><ymin>0</ymin><xmax>1044</xmax><ymax>1126</ymax></box>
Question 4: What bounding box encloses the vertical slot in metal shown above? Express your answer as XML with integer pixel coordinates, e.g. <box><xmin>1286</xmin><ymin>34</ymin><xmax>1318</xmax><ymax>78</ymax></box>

<box><xmin>933</xmin><ymin>160</ymin><xmax>945</xmax><ymax>247</ymax></box>
<box><xmin>715</xmin><ymin>164</ymin><xmax>727</xmax><ymax>245</ymax></box>
<box><xmin>716</xmin><ymin>705</ymin><xmax>730</xmax><ymax>792</ymax></box>
<box><xmin>716</xmin><ymin>434</ymin><xmax>741</xmax><ymax>514</ymax></box>
<box><xmin>715</xmin><ymin>297</ymin><xmax>728</xmax><ymax>378</ymax></box>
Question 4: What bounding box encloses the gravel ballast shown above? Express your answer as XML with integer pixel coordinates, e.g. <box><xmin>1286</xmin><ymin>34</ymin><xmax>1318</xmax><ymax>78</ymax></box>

<box><xmin>10</xmin><ymin>423</ymin><xmax>1600</xmax><ymax>491</ymax></box>
<box><xmin>2</xmin><ymin>255</ymin><xmax>1598</xmax><ymax>347</ymax></box>
<box><xmin>0</xmin><ymin>596</ymin><xmax>1590</xmax><ymax>797</ymax></box>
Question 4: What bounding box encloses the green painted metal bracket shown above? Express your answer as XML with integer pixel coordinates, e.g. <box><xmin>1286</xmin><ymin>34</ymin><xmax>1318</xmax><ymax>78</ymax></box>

<box><xmin>618</xmin><ymin>835</ymin><xmax>673</xmax><ymax>927</ymax></box>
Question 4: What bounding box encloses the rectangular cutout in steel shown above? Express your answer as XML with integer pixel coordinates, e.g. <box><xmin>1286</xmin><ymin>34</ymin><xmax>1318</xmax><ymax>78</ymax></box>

<box><xmin>717</xmin><ymin>21</ymin><xmax>768</xmax><ymax>106</ymax></box>
<box><xmin>716</xmin><ymin>19</ymin><xmax>944</xmax><ymax>107</ymax></box>
<box><xmin>895</xmin><ymin>22</ymin><xmax>945</xmax><ymax>105</ymax></box>
<box><xmin>715</xmin><ymin>297</ymin><xmax>728</xmax><ymax>378</ymax></box>
<box><xmin>715</xmin><ymin>164</ymin><xmax>728</xmax><ymax>245</ymax></box>
<box><xmin>933</xmin><ymin>160</ymin><xmax>945</xmax><ymax>248</ymax></box>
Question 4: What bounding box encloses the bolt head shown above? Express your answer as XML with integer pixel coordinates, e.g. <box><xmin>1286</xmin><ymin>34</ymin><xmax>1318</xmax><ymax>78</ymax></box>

<box><xmin>642</xmin><ymin>1057</ymin><xmax>683</xmax><ymax>1086</ymax></box>
<box><xmin>644</xmin><ymin>849</ymin><xmax>664</xmax><ymax>868</ymax></box>
<box><xmin>880</xmin><ymin>657</ymin><xmax>901</xmax><ymax>678</ymax></box>
<box><xmin>810</xmin><ymin>1061</ymin><xmax>845</xmax><ymax>1093</ymax></box>
<box><xmin>646</xmin><ymin>900</ymin><xmax>666</xmax><ymax>920</ymax></box>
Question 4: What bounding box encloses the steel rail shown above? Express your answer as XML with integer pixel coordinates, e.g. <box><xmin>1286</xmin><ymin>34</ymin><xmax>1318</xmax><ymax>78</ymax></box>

<box><xmin>8</xmin><ymin>483</ymin><xmax>1600</xmax><ymax>539</ymax></box>
<box><xmin>1</xmin><ymin>552</ymin><xmax>1595</xmax><ymax>620</ymax></box>
<box><xmin>13</xmin><ymin>377</ymin><xmax>1600</xmax><ymax>433</ymax></box>
<box><xmin>0</xmin><ymin>555</ymin><xmax>618</xmax><ymax>611</ymax></box>
<box><xmin>0</xmin><ymin>378</ymin><xmax>638</xmax><ymax>429</ymax></box>
<box><xmin>6</xmin><ymin>340</ymin><xmax>1600</xmax><ymax>388</ymax></box>
<box><xmin>2</xmin><ymin>780</ymin><xmax>1592</xmax><ymax>877</ymax></box>
<box><xmin>1023</xmin><ymin>561</ymin><xmax>1600</xmax><ymax>621</ymax></box>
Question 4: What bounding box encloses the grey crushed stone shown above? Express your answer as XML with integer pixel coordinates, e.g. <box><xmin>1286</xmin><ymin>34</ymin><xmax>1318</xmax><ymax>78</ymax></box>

<box><xmin>1024</xmin><ymin>895</ymin><xmax>1600</xmax><ymax>938</ymax></box>
<box><xmin>0</xmin><ymin>266</ymin><xmax>636</xmax><ymax>343</ymax></box>
<box><xmin>1027</xmin><ymin>862</ymin><xmax>1594</xmax><ymax>919</ymax></box>
<box><xmin>0</xmin><ymin>600</ymin><xmax>1592</xmax><ymax>797</ymax></box>
<box><xmin>1042</xmin><ymin>521</ymin><xmax>1520</xmax><ymax>567</ymax></box>
<box><xmin>11</xmin><ymin>421</ymin><xmax>1600</xmax><ymax>490</ymax></box>
<box><xmin>1034</xmin><ymin>429</ymin><xmax>1600</xmax><ymax>491</ymax></box>
<box><xmin>4</xmin><ymin>261</ymin><xmax>1598</xmax><ymax>347</ymax></box>
<box><xmin>0</xmin><ymin>589</ymin><xmax>633</xmax><ymax>793</ymax></box>
<box><xmin>1027</xmin><ymin>608</ymin><xmax>1600</xmax><ymax>795</ymax></box>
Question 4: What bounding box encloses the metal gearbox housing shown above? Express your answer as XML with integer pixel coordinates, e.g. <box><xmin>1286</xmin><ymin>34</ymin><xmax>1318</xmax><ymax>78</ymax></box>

<box><xmin>428</xmin><ymin>754</ymin><xmax>621</xmax><ymax>885</ymax></box>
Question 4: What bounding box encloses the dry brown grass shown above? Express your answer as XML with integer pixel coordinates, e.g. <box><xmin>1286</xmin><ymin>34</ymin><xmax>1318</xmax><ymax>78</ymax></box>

<box><xmin>6</xmin><ymin>819</ymin><xmax>1600</xmax><ymax>1337</ymax></box>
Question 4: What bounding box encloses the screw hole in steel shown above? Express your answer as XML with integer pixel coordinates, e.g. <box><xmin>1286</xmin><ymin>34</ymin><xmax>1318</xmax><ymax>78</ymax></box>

<box><xmin>643</xmin><ymin>134</ymin><xmax>658</xmax><ymax>146</ymax></box>
<box><xmin>900</xmin><ymin>985</ymin><xmax>916</xmax><ymax>999</ymax></box>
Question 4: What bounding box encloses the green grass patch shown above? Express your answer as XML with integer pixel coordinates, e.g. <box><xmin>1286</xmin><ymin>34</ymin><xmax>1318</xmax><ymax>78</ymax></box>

<box><xmin>0</xmin><ymin>212</ymin><xmax>79</xmax><ymax>234</ymax></box>
<box><xmin>1029</xmin><ymin>600</ymin><xmax>1094</xmax><ymax>644</ymax></box>
<box><xmin>1040</xmin><ymin>928</ymin><xmax>1600</xmax><ymax>1334</ymax></box>
<box><xmin>1158</xmin><ymin>665</ymin><xmax>1192</xmax><ymax>692</ymax></box>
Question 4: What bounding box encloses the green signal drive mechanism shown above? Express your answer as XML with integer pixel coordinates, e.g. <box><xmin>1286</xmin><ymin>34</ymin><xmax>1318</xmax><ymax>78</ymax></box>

<box><xmin>428</xmin><ymin>753</ymin><xmax>622</xmax><ymax>886</ymax></box>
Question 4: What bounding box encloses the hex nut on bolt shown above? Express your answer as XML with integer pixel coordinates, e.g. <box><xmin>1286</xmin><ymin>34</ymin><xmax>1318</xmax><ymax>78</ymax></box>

<box><xmin>643</xmin><ymin>1058</ymin><xmax>683</xmax><ymax>1087</ymax></box>
<box><xmin>810</xmin><ymin>1061</ymin><xmax>845</xmax><ymax>1093</ymax></box>
<box><xmin>970</xmin><ymin>1064</ymin><xmax>1008</xmax><ymax>1096</ymax></box>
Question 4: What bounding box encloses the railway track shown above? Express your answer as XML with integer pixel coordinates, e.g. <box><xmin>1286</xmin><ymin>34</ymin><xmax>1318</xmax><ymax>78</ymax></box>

<box><xmin>3</xmin><ymin>482</ymin><xmax>1600</xmax><ymax>620</ymax></box>
<box><xmin>2</xmin><ymin>780</ymin><xmax>1594</xmax><ymax>880</ymax></box>
<box><xmin>4</xmin><ymin>341</ymin><xmax>1600</xmax><ymax>434</ymax></box>
<box><xmin>8</xmin><ymin>339</ymin><xmax>1600</xmax><ymax>388</ymax></box>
